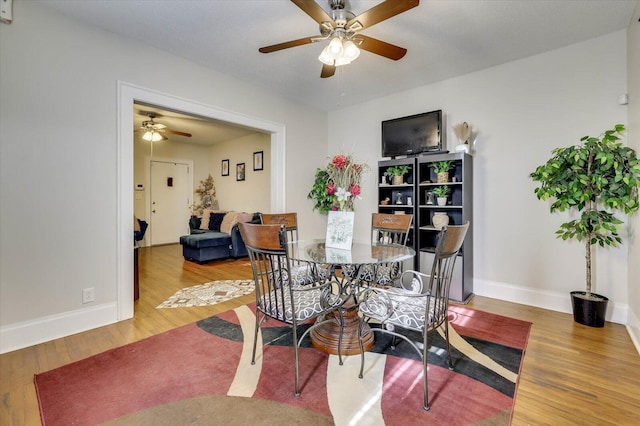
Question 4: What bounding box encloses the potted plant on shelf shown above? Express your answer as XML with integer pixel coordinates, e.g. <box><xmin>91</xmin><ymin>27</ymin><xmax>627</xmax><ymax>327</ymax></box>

<box><xmin>530</xmin><ymin>124</ymin><xmax>640</xmax><ymax>327</ymax></box>
<box><xmin>432</xmin><ymin>185</ymin><xmax>451</xmax><ymax>206</ymax></box>
<box><xmin>384</xmin><ymin>165</ymin><xmax>410</xmax><ymax>185</ymax></box>
<box><xmin>431</xmin><ymin>160</ymin><xmax>454</xmax><ymax>183</ymax></box>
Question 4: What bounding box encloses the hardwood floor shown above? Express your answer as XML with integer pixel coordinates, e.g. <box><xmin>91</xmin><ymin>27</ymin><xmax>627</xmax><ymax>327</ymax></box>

<box><xmin>1</xmin><ymin>244</ymin><xmax>639</xmax><ymax>425</ymax></box>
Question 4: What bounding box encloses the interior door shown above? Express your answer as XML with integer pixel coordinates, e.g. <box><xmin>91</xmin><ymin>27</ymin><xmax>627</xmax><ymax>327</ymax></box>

<box><xmin>150</xmin><ymin>161</ymin><xmax>191</xmax><ymax>245</ymax></box>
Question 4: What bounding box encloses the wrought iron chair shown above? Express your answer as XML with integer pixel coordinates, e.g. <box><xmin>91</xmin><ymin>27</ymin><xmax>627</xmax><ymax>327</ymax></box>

<box><xmin>357</xmin><ymin>221</ymin><xmax>470</xmax><ymax>411</ymax></box>
<box><xmin>238</xmin><ymin>222</ymin><xmax>344</xmax><ymax>397</ymax></box>
<box><xmin>260</xmin><ymin>212</ymin><xmax>331</xmax><ymax>286</ymax></box>
<box><xmin>343</xmin><ymin>213</ymin><xmax>413</xmax><ymax>287</ymax></box>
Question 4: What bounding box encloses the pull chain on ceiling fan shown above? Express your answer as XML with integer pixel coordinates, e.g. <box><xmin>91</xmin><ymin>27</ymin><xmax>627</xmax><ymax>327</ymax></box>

<box><xmin>259</xmin><ymin>0</ymin><xmax>419</xmax><ymax>78</ymax></box>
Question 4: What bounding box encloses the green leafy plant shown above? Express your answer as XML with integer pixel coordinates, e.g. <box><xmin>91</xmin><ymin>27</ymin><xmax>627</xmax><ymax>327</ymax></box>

<box><xmin>431</xmin><ymin>161</ymin><xmax>454</xmax><ymax>173</ymax></box>
<box><xmin>432</xmin><ymin>185</ymin><xmax>451</xmax><ymax>198</ymax></box>
<box><xmin>530</xmin><ymin>124</ymin><xmax>640</xmax><ymax>297</ymax></box>
<box><xmin>384</xmin><ymin>165</ymin><xmax>410</xmax><ymax>178</ymax></box>
<box><xmin>307</xmin><ymin>168</ymin><xmax>334</xmax><ymax>214</ymax></box>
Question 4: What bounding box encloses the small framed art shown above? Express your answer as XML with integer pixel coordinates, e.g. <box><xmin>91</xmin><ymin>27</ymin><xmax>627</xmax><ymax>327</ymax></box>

<box><xmin>253</xmin><ymin>151</ymin><xmax>264</xmax><ymax>171</ymax></box>
<box><xmin>221</xmin><ymin>159</ymin><xmax>229</xmax><ymax>176</ymax></box>
<box><xmin>236</xmin><ymin>163</ymin><xmax>246</xmax><ymax>181</ymax></box>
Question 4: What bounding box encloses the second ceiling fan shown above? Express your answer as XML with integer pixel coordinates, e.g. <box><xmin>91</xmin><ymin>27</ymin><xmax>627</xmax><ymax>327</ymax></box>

<box><xmin>259</xmin><ymin>0</ymin><xmax>419</xmax><ymax>78</ymax></box>
<box><xmin>135</xmin><ymin>113</ymin><xmax>192</xmax><ymax>142</ymax></box>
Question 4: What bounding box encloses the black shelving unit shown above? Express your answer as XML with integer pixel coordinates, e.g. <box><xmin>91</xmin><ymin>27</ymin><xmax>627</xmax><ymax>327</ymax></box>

<box><xmin>377</xmin><ymin>157</ymin><xmax>417</xmax><ymax>268</ymax></box>
<box><xmin>416</xmin><ymin>152</ymin><xmax>473</xmax><ymax>303</ymax></box>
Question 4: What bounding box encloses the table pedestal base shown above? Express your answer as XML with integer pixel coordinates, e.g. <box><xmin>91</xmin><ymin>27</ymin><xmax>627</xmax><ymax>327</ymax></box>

<box><xmin>311</xmin><ymin>308</ymin><xmax>373</xmax><ymax>355</ymax></box>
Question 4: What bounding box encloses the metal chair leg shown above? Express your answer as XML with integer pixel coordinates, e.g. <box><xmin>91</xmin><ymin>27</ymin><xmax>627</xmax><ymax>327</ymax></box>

<box><xmin>292</xmin><ymin>325</ymin><xmax>300</xmax><ymax>397</ymax></box>
<box><xmin>423</xmin><ymin>329</ymin><xmax>430</xmax><ymax>411</ymax></box>
<box><xmin>251</xmin><ymin>314</ymin><xmax>260</xmax><ymax>365</ymax></box>
<box><xmin>444</xmin><ymin>320</ymin><xmax>453</xmax><ymax>370</ymax></box>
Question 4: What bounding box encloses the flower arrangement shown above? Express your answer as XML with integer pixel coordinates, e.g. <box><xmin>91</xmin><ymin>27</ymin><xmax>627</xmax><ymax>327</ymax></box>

<box><xmin>308</xmin><ymin>153</ymin><xmax>369</xmax><ymax>213</ymax></box>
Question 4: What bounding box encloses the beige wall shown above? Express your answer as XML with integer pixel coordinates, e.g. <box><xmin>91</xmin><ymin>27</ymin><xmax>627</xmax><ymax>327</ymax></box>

<box><xmin>133</xmin><ymin>132</ymin><xmax>271</xmax><ymax>246</ymax></box>
<box><xmin>211</xmin><ymin>133</ymin><xmax>271</xmax><ymax>213</ymax></box>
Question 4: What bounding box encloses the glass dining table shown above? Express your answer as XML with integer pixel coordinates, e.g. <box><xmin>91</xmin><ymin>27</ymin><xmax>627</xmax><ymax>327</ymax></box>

<box><xmin>287</xmin><ymin>239</ymin><xmax>416</xmax><ymax>355</ymax></box>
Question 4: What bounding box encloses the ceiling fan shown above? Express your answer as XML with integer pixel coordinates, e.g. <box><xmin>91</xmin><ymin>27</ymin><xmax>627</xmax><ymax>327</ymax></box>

<box><xmin>259</xmin><ymin>0</ymin><xmax>419</xmax><ymax>78</ymax></box>
<box><xmin>135</xmin><ymin>113</ymin><xmax>192</xmax><ymax>142</ymax></box>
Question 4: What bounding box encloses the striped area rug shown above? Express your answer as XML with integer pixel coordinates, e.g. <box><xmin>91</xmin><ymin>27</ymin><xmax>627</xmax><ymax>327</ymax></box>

<box><xmin>35</xmin><ymin>304</ymin><xmax>530</xmax><ymax>425</ymax></box>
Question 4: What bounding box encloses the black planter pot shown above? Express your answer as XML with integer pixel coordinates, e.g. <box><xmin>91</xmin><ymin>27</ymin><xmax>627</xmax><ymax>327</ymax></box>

<box><xmin>570</xmin><ymin>291</ymin><xmax>609</xmax><ymax>328</ymax></box>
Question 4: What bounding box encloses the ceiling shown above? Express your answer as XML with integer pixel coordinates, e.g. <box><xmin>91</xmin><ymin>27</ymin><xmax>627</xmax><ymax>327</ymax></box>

<box><xmin>133</xmin><ymin>103</ymin><xmax>259</xmax><ymax>146</ymax></box>
<box><xmin>38</xmin><ymin>0</ymin><xmax>637</xmax><ymax>135</ymax></box>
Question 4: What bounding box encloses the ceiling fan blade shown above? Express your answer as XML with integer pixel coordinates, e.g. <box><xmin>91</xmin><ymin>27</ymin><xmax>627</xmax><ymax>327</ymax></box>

<box><xmin>161</xmin><ymin>128</ymin><xmax>192</xmax><ymax>138</ymax></box>
<box><xmin>358</xmin><ymin>35</ymin><xmax>407</xmax><ymax>60</ymax></box>
<box><xmin>259</xmin><ymin>36</ymin><xmax>317</xmax><ymax>53</ymax></box>
<box><xmin>291</xmin><ymin>0</ymin><xmax>334</xmax><ymax>25</ymax></box>
<box><xmin>347</xmin><ymin>0</ymin><xmax>419</xmax><ymax>32</ymax></box>
<box><xmin>320</xmin><ymin>63</ymin><xmax>336</xmax><ymax>78</ymax></box>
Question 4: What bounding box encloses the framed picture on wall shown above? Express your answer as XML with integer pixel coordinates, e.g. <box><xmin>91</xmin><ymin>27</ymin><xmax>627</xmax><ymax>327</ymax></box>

<box><xmin>236</xmin><ymin>163</ymin><xmax>246</xmax><ymax>181</ymax></box>
<box><xmin>221</xmin><ymin>159</ymin><xmax>229</xmax><ymax>176</ymax></box>
<box><xmin>253</xmin><ymin>151</ymin><xmax>264</xmax><ymax>171</ymax></box>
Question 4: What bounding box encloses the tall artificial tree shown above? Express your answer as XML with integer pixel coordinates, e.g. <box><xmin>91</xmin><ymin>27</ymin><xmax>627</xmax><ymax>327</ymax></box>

<box><xmin>530</xmin><ymin>124</ymin><xmax>640</xmax><ymax>298</ymax></box>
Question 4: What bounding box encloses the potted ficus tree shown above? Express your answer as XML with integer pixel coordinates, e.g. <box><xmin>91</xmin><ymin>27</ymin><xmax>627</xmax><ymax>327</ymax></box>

<box><xmin>530</xmin><ymin>124</ymin><xmax>640</xmax><ymax>327</ymax></box>
<box><xmin>384</xmin><ymin>165</ymin><xmax>410</xmax><ymax>185</ymax></box>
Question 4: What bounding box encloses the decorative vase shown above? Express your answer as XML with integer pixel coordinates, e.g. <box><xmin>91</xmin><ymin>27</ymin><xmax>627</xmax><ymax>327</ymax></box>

<box><xmin>437</xmin><ymin>197</ymin><xmax>447</xmax><ymax>206</ymax></box>
<box><xmin>437</xmin><ymin>172</ymin><xmax>449</xmax><ymax>183</ymax></box>
<box><xmin>432</xmin><ymin>212</ymin><xmax>449</xmax><ymax>228</ymax></box>
<box><xmin>392</xmin><ymin>175</ymin><xmax>403</xmax><ymax>185</ymax></box>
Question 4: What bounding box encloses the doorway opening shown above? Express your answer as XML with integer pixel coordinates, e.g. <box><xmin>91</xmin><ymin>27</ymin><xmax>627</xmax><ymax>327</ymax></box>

<box><xmin>118</xmin><ymin>81</ymin><xmax>286</xmax><ymax>321</ymax></box>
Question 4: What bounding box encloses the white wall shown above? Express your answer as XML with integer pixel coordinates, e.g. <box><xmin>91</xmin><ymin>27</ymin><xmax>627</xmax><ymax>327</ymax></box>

<box><xmin>626</xmin><ymin>4</ymin><xmax>640</xmax><ymax>351</ymax></box>
<box><xmin>0</xmin><ymin>1</ymin><xmax>328</xmax><ymax>353</ymax></box>
<box><xmin>329</xmin><ymin>30</ymin><xmax>630</xmax><ymax>323</ymax></box>
<box><xmin>1</xmin><ymin>1</ymin><xmax>636</xmax><ymax>353</ymax></box>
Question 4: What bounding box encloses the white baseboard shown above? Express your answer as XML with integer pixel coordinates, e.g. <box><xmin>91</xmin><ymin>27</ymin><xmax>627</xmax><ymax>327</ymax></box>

<box><xmin>626</xmin><ymin>309</ymin><xmax>640</xmax><ymax>355</ymax></box>
<box><xmin>0</xmin><ymin>302</ymin><xmax>118</xmax><ymax>354</ymax></box>
<box><xmin>473</xmin><ymin>279</ymin><xmax>628</xmax><ymax>325</ymax></box>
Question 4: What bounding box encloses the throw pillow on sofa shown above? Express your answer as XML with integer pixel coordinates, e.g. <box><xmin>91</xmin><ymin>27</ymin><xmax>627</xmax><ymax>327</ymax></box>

<box><xmin>209</xmin><ymin>212</ymin><xmax>226</xmax><ymax>231</ymax></box>
<box><xmin>220</xmin><ymin>211</ymin><xmax>239</xmax><ymax>234</ymax></box>
<box><xmin>200</xmin><ymin>209</ymin><xmax>212</xmax><ymax>230</ymax></box>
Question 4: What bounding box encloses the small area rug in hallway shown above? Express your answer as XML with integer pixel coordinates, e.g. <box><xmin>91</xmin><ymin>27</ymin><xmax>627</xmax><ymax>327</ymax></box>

<box><xmin>34</xmin><ymin>304</ymin><xmax>531</xmax><ymax>425</ymax></box>
<box><xmin>156</xmin><ymin>280</ymin><xmax>254</xmax><ymax>308</ymax></box>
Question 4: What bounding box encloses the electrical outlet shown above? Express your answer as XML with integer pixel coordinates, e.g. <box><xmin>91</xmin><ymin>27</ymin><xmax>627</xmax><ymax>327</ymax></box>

<box><xmin>82</xmin><ymin>287</ymin><xmax>95</xmax><ymax>304</ymax></box>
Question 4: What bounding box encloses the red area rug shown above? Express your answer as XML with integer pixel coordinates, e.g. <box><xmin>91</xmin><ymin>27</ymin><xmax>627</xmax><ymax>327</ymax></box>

<box><xmin>35</xmin><ymin>304</ymin><xmax>530</xmax><ymax>425</ymax></box>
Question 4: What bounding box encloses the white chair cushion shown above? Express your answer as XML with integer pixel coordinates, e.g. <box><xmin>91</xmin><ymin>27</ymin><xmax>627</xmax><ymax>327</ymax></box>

<box><xmin>259</xmin><ymin>287</ymin><xmax>327</xmax><ymax>323</ymax></box>
<box><xmin>359</xmin><ymin>287</ymin><xmax>435</xmax><ymax>331</ymax></box>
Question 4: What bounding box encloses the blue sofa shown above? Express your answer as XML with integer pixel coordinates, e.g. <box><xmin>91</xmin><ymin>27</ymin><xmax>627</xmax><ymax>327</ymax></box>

<box><xmin>180</xmin><ymin>213</ymin><xmax>260</xmax><ymax>263</ymax></box>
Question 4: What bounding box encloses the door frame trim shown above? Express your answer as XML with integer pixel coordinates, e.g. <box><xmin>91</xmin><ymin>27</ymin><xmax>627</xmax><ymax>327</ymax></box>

<box><xmin>117</xmin><ymin>81</ymin><xmax>286</xmax><ymax>321</ymax></box>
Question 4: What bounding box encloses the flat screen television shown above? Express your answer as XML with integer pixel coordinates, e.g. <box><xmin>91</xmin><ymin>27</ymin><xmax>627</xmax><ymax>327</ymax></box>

<box><xmin>381</xmin><ymin>110</ymin><xmax>444</xmax><ymax>157</ymax></box>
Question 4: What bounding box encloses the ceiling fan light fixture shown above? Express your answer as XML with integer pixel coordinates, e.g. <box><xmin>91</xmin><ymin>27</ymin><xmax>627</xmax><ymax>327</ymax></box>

<box><xmin>142</xmin><ymin>130</ymin><xmax>163</xmax><ymax>142</ymax></box>
<box><xmin>343</xmin><ymin>40</ymin><xmax>360</xmax><ymax>61</ymax></box>
<box><xmin>328</xmin><ymin>36</ymin><xmax>343</xmax><ymax>55</ymax></box>
<box><xmin>334</xmin><ymin>55</ymin><xmax>351</xmax><ymax>67</ymax></box>
<box><xmin>318</xmin><ymin>46</ymin><xmax>335</xmax><ymax>65</ymax></box>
